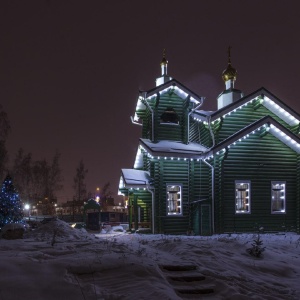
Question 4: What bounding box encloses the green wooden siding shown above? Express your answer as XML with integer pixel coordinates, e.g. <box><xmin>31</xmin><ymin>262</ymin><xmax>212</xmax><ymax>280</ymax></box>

<box><xmin>189</xmin><ymin>119</ymin><xmax>212</xmax><ymax>147</ymax></box>
<box><xmin>127</xmin><ymin>191</ymin><xmax>152</xmax><ymax>230</ymax></box>
<box><xmin>214</xmin><ymin>132</ymin><xmax>299</xmax><ymax>233</ymax></box>
<box><xmin>192</xmin><ymin>161</ymin><xmax>211</xmax><ymax>235</ymax></box>
<box><xmin>154</xmin><ymin>93</ymin><xmax>187</xmax><ymax>142</ymax></box>
<box><xmin>154</xmin><ymin>160</ymin><xmax>189</xmax><ymax>234</ymax></box>
<box><xmin>149</xmin><ymin>159</ymin><xmax>211</xmax><ymax>234</ymax></box>
<box><xmin>296</xmin><ymin>155</ymin><xmax>300</xmax><ymax>233</ymax></box>
<box><xmin>136</xmin><ymin>92</ymin><xmax>192</xmax><ymax>143</ymax></box>
<box><xmin>215</xmin><ymin>103</ymin><xmax>298</xmax><ymax>144</ymax></box>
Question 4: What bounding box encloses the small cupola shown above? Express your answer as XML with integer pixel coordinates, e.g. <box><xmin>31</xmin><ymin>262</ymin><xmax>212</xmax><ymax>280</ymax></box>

<box><xmin>156</xmin><ymin>49</ymin><xmax>172</xmax><ymax>86</ymax></box>
<box><xmin>217</xmin><ymin>47</ymin><xmax>243</xmax><ymax>109</ymax></box>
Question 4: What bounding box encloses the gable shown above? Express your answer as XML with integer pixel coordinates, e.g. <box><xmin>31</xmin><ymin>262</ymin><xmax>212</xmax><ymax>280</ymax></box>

<box><xmin>204</xmin><ymin>116</ymin><xmax>300</xmax><ymax>160</ymax></box>
<box><xmin>191</xmin><ymin>88</ymin><xmax>300</xmax><ymax>147</ymax></box>
<box><xmin>210</xmin><ymin>87</ymin><xmax>300</xmax><ymax>128</ymax></box>
<box><xmin>135</xmin><ymin>79</ymin><xmax>204</xmax><ymax>118</ymax></box>
<box><xmin>145</xmin><ymin>79</ymin><xmax>204</xmax><ymax>104</ymax></box>
<box><xmin>134</xmin><ymin>80</ymin><xmax>206</xmax><ymax>143</ymax></box>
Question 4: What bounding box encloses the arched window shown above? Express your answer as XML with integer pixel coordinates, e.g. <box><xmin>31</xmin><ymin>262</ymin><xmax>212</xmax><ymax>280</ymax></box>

<box><xmin>160</xmin><ymin>107</ymin><xmax>179</xmax><ymax>125</ymax></box>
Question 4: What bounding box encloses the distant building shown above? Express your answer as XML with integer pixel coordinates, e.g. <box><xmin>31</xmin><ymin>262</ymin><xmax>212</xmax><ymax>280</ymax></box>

<box><xmin>119</xmin><ymin>49</ymin><xmax>300</xmax><ymax>235</ymax></box>
<box><xmin>30</xmin><ymin>197</ymin><xmax>58</xmax><ymax>216</ymax></box>
<box><xmin>54</xmin><ymin>197</ymin><xmax>127</xmax><ymax>224</ymax></box>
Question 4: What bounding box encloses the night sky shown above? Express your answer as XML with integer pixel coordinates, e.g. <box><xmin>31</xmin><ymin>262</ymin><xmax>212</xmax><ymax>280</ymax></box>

<box><xmin>1</xmin><ymin>1</ymin><xmax>300</xmax><ymax>203</ymax></box>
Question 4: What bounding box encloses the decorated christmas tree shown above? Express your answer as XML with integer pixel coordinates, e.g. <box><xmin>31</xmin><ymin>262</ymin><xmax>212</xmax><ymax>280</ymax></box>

<box><xmin>0</xmin><ymin>175</ymin><xmax>23</xmax><ymax>228</ymax></box>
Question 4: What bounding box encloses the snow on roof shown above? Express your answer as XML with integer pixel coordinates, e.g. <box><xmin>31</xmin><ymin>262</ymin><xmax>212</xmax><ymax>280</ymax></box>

<box><xmin>191</xmin><ymin>88</ymin><xmax>300</xmax><ymax>127</ymax></box>
<box><xmin>213</xmin><ymin>87</ymin><xmax>300</xmax><ymax>125</ymax></box>
<box><xmin>121</xmin><ymin>169</ymin><xmax>151</xmax><ymax>187</ymax></box>
<box><xmin>191</xmin><ymin>109</ymin><xmax>215</xmax><ymax>121</ymax></box>
<box><xmin>140</xmin><ymin>139</ymin><xmax>207</xmax><ymax>158</ymax></box>
<box><xmin>204</xmin><ymin>116</ymin><xmax>300</xmax><ymax>159</ymax></box>
<box><xmin>133</xmin><ymin>146</ymin><xmax>143</xmax><ymax>169</ymax></box>
<box><xmin>134</xmin><ymin>79</ymin><xmax>205</xmax><ymax>114</ymax></box>
<box><xmin>145</xmin><ymin>79</ymin><xmax>204</xmax><ymax>104</ymax></box>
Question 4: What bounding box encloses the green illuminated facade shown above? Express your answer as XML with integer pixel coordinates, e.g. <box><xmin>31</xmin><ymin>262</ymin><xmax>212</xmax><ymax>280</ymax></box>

<box><xmin>119</xmin><ymin>53</ymin><xmax>300</xmax><ymax>235</ymax></box>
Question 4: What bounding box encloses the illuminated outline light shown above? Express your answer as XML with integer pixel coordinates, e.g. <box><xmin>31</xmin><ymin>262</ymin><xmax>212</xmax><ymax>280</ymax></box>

<box><xmin>263</xmin><ymin>97</ymin><xmax>299</xmax><ymax>126</ymax></box>
<box><xmin>134</xmin><ymin>122</ymin><xmax>300</xmax><ymax>165</ymax></box>
<box><xmin>192</xmin><ymin>96</ymin><xmax>300</xmax><ymax>127</ymax></box>
<box><xmin>205</xmin><ymin>123</ymin><xmax>300</xmax><ymax>160</ymax></box>
<box><xmin>145</xmin><ymin>86</ymin><xmax>200</xmax><ymax>104</ymax></box>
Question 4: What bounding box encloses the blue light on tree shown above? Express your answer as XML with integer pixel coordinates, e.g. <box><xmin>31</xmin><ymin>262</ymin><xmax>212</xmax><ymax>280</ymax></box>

<box><xmin>0</xmin><ymin>175</ymin><xmax>24</xmax><ymax>228</ymax></box>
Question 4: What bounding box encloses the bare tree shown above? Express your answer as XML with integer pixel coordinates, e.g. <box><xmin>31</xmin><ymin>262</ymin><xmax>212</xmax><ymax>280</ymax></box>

<box><xmin>32</xmin><ymin>158</ymin><xmax>50</xmax><ymax>200</ymax></box>
<box><xmin>12</xmin><ymin>149</ymin><xmax>63</xmax><ymax>210</ymax></box>
<box><xmin>0</xmin><ymin>104</ymin><xmax>10</xmax><ymax>140</ymax></box>
<box><xmin>12</xmin><ymin>148</ymin><xmax>33</xmax><ymax>203</ymax></box>
<box><xmin>0</xmin><ymin>141</ymin><xmax>8</xmax><ymax>180</ymax></box>
<box><xmin>100</xmin><ymin>182</ymin><xmax>112</xmax><ymax>200</ymax></box>
<box><xmin>0</xmin><ymin>104</ymin><xmax>10</xmax><ymax>180</ymax></box>
<box><xmin>73</xmin><ymin>160</ymin><xmax>88</xmax><ymax>201</ymax></box>
<box><xmin>48</xmin><ymin>151</ymin><xmax>63</xmax><ymax>199</ymax></box>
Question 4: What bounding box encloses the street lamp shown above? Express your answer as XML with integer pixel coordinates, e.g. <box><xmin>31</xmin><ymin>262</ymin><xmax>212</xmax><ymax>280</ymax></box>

<box><xmin>24</xmin><ymin>204</ymin><xmax>30</xmax><ymax>220</ymax></box>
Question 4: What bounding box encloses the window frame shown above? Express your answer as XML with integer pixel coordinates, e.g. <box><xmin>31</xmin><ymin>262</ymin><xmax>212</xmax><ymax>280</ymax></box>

<box><xmin>160</xmin><ymin>107</ymin><xmax>180</xmax><ymax>125</ymax></box>
<box><xmin>271</xmin><ymin>181</ymin><xmax>286</xmax><ymax>214</ymax></box>
<box><xmin>235</xmin><ymin>180</ymin><xmax>251</xmax><ymax>214</ymax></box>
<box><xmin>166</xmin><ymin>184</ymin><xmax>182</xmax><ymax>216</ymax></box>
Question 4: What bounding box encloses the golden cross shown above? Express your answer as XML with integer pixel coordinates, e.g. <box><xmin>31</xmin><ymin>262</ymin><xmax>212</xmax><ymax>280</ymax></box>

<box><xmin>228</xmin><ymin>46</ymin><xmax>232</xmax><ymax>64</ymax></box>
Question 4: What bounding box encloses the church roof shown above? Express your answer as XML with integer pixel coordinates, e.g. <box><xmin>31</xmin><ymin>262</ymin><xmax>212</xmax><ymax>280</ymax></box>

<box><xmin>192</xmin><ymin>87</ymin><xmax>300</xmax><ymax>127</ymax></box>
<box><xmin>141</xmin><ymin>79</ymin><xmax>204</xmax><ymax>104</ymax></box>
<box><xmin>203</xmin><ymin>115</ymin><xmax>300</xmax><ymax>160</ymax></box>
<box><xmin>139</xmin><ymin>138</ymin><xmax>208</xmax><ymax>159</ymax></box>
<box><xmin>120</xmin><ymin>169</ymin><xmax>151</xmax><ymax>188</ymax></box>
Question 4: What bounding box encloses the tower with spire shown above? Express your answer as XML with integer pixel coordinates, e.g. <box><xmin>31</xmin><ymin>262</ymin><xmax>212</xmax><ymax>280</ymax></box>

<box><xmin>155</xmin><ymin>49</ymin><xmax>172</xmax><ymax>86</ymax></box>
<box><xmin>217</xmin><ymin>46</ymin><xmax>243</xmax><ymax>109</ymax></box>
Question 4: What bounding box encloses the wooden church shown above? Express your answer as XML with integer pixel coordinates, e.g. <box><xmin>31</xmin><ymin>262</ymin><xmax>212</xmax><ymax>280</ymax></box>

<box><xmin>119</xmin><ymin>50</ymin><xmax>300</xmax><ymax>235</ymax></box>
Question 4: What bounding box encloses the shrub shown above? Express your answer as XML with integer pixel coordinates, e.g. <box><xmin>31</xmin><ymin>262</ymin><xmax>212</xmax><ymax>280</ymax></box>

<box><xmin>247</xmin><ymin>234</ymin><xmax>265</xmax><ymax>258</ymax></box>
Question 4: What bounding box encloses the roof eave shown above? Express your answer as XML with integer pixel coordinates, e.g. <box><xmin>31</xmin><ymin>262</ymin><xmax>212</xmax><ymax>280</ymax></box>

<box><xmin>139</xmin><ymin>139</ymin><xmax>205</xmax><ymax>160</ymax></box>
<box><xmin>203</xmin><ymin>116</ymin><xmax>300</xmax><ymax>159</ymax></box>
<box><xmin>211</xmin><ymin>87</ymin><xmax>300</xmax><ymax>124</ymax></box>
<box><xmin>144</xmin><ymin>79</ymin><xmax>204</xmax><ymax>103</ymax></box>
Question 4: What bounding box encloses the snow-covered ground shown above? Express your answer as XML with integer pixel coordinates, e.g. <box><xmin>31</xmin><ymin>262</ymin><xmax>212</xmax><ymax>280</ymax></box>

<box><xmin>0</xmin><ymin>219</ymin><xmax>299</xmax><ymax>300</ymax></box>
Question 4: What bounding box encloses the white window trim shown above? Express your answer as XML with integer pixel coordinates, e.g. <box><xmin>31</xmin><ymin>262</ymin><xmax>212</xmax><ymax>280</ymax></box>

<box><xmin>271</xmin><ymin>181</ymin><xmax>286</xmax><ymax>214</ymax></box>
<box><xmin>235</xmin><ymin>180</ymin><xmax>251</xmax><ymax>214</ymax></box>
<box><xmin>166</xmin><ymin>183</ymin><xmax>182</xmax><ymax>216</ymax></box>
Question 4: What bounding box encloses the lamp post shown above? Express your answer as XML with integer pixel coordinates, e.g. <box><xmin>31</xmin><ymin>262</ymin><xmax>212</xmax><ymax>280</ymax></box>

<box><xmin>24</xmin><ymin>204</ymin><xmax>30</xmax><ymax>221</ymax></box>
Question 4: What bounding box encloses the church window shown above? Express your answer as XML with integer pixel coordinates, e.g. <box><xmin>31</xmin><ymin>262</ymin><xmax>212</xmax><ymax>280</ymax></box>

<box><xmin>160</xmin><ymin>107</ymin><xmax>179</xmax><ymax>125</ymax></box>
<box><xmin>271</xmin><ymin>182</ymin><xmax>286</xmax><ymax>213</ymax></box>
<box><xmin>235</xmin><ymin>181</ymin><xmax>251</xmax><ymax>213</ymax></box>
<box><xmin>167</xmin><ymin>184</ymin><xmax>182</xmax><ymax>215</ymax></box>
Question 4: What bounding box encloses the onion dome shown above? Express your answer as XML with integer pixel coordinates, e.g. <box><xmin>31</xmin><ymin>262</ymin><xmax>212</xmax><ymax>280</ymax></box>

<box><xmin>222</xmin><ymin>46</ymin><xmax>237</xmax><ymax>82</ymax></box>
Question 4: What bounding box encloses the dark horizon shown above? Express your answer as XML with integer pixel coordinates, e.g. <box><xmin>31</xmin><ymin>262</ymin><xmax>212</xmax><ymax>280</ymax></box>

<box><xmin>1</xmin><ymin>1</ymin><xmax>300</xmax><ymax>202</ymax></box>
